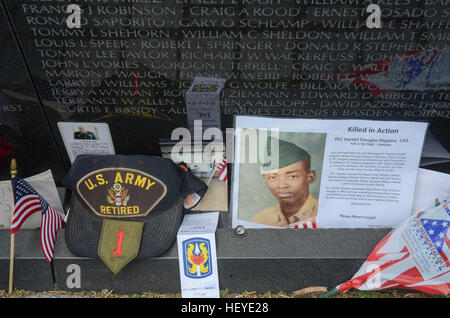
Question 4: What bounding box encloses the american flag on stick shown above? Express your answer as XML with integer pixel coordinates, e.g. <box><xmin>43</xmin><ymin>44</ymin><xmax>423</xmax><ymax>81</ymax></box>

<box><xmin>321</xmin><ymin>199</ymin><xmax>450</xmax><ymax>297</ymax></box>
<box><xmin>215</xmin><ymin>159</ymin><xmax>227</xmax><ymax>183</ymax></box>
<box><xmin>11</xmin><ymin>177</ymin><xmax>64</xmax><ymax>263</ymax></box>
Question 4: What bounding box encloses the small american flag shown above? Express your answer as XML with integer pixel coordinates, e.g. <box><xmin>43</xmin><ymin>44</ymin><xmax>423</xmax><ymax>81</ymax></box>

<box><xmin>291</xmin><ymin>219</ymin><xmax>317</xmax><ymax>229</ymax></box>
<box><xmin>11</xmin><ymin>178</ymin><xmax>64</xmax><ymax>263</ymax></box>
<box><xmin>215</xmin><ymin>159</ymin><xmax>227</xmax><ymax>183</ymax></box>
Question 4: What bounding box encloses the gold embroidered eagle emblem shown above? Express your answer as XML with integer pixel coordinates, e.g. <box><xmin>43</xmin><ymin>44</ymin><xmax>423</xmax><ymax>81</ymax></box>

<box><xmin>107</xmin><ymin>183</ymin><xmax>130</xmax><ymax>206</ymax></box>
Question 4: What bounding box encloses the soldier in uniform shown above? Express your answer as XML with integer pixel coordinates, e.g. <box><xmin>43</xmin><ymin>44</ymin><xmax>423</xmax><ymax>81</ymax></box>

<box><xmin>74</xmin><ymin>126</ymin><xmax>97</xmax><ymax>140</ymax></box>
<box><xmin>251</xmin><ymin>137</ymin><xmax>318</xmax><ymax>227</ymax></box>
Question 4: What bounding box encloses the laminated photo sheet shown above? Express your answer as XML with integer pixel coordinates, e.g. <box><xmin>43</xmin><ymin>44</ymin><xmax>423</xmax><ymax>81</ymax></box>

<box><xmin>231</xmin><ymin>116</ymin><xmax>428</xmax><ymax>229</ymax></box>
<box><xmin>57</xmin><ymin>122</ymin><xmax>115</xmax><ymax>163</ymax></box>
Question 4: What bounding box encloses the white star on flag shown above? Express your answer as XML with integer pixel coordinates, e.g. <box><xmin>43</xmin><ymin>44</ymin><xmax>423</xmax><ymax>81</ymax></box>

<box><xmin>323</xmin><ymin>201</ymin><xmax>450</xmax><ymax>297</ymax></box>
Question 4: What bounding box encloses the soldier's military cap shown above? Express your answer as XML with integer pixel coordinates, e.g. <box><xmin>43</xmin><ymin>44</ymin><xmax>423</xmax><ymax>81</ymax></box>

<box><xmin>62</xmin><ymin>154</ymin><xmax>207</xmax><ymax>274</ymax></box>
<box><xmin>261</xmin><ymin>136</ymin><xmax>311</xmax><ymax>174</ymax></box>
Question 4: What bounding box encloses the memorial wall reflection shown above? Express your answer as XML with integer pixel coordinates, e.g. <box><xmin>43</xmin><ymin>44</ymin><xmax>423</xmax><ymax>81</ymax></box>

<box><xmin>0</xmin><ymin>3</ymin><xmax>66</xmax><ymax>182</ymax></box>
<box><xmin>1</xmin><ymin>0</ymin><xmax>450</xmax><ymax>181</ymax></box>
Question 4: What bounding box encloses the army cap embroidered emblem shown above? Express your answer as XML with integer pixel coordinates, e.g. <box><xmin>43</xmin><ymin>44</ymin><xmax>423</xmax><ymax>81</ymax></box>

<box><xmin>76</xmin><ymin>168</ymin><xmax>167</xmax><ymax>275</ymax></box>
<box><xmin>63</xmin><ymin>155</ymin><xmax>208</xmax><ymax>275</ymax></box>
<box><xmin>76</xmin><ymin>168</ymin><xmax>167</xmax><ymax>218</ymax></box>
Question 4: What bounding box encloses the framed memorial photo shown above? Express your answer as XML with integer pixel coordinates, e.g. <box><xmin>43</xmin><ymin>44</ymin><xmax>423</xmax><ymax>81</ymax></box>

<box><xmin>231</xmin><ymin>116</ymin><xmax>428</xmax><ymax>229</ymax></box>
<box><xmin>58</xmin><ymin>122</ymin><xmax>115</xmax><ymax>164</ymax></box>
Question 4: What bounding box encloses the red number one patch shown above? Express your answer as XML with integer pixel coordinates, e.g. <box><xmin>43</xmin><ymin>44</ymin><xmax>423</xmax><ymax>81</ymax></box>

<box><xmin>113</xmin><ymin>230</ymin><xmax>125</xmax><ymax>255</ymax></box>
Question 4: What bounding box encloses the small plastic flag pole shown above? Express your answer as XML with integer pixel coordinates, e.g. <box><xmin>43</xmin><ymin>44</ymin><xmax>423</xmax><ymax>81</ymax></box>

<box><xmin>8</xmin><ymin>158</ymin><xmax>17</xmax><ymax>294</ymax></box>
<box><xmin>318</xmin><ymin>287</ymin><xmax>341</xmax><ymax>298</ymax></box>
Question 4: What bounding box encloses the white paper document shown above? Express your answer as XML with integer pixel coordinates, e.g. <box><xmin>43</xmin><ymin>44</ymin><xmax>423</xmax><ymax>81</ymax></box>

<box><xmin>177</xmin><ymin>212</ymin><xmax>220</xmax><ymax>298</ymax></box>
<box><xmin>0</xmin><ymin>170</ymin><xmax>63</xmax><ymax>229</ymax></box>
<box><xmin>58</xmin><ymin>122</ymin><xmax>115</xmax><ymax>163</ymax></box>
<box><xmin>420</xmin><ymin>132</ymin><xmax>450</xmax><ymax>167</ymax></box>
<box><xmin>231</xmin><ymin>116</ymin><xmax>428</xmax><ymax>229</ymax></box>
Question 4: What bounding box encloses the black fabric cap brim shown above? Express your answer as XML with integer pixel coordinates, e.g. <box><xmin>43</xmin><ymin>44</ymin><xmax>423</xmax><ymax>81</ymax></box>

<box><xmin>65</xmin><ymin>194</ymin><xmax>184</xmax><ymax>259</ymax></box>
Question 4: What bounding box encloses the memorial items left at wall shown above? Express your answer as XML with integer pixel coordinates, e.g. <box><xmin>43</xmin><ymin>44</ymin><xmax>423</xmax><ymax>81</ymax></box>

<box><xmin>0</xmin><ymin>2</ymin><xmax>66</xmax><ymax>184</ymax></box>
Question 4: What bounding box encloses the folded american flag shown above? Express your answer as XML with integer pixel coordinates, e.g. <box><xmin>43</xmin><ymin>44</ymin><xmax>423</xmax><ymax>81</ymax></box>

<box><xmin>322</xmin><ymin>199</ymin><xmax>450</xmax><ymax>297</ymax></box>
<box><xmin>11</xmin><ymin>177</ymin><xmax>64</xmax><ymax>263</ymax></box>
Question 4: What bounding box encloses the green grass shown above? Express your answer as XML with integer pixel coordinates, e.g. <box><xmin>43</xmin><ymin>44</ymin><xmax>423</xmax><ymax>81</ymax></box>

<box><xmin>0</xmin><ymin>288</ymin><xmax>448</xmax><ymax>298</ymax></box>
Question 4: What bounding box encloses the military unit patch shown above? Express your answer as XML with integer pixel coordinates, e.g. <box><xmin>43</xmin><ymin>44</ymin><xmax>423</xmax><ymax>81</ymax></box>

<box><xmin>182</xmin><ymin>238</ymin><xmax>213</xmax><ymax>279</ymax></box>
<box><xmin>98</xmin><ymin>219</ymin><xmax>144</xmax><ymax>275</ymax></box>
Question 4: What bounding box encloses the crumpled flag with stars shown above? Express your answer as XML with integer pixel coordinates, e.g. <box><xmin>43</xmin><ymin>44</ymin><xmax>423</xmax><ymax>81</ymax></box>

<box><xmin>322</xmin><ymin>194</ymin><xmax>450</xmax><ymax>297</ymax></box>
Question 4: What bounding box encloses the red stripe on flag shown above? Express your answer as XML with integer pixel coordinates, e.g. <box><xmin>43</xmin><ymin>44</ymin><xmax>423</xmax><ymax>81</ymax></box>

<box><xmin>441</xmin><ymin>237</ymin><xmax>450</xmax><ymax>267</ymax></box>
<box><xmin>215</xmin><ymin>160</ymin><xmax>227</xmax><ymax>182</ymax></box>
<box><xmin>40</xmin><ymin>206</ymin><xmax>64</xmax><ymax>263</ymax></box>
<box><xmin>11</xmin><ymin>205</ymin><xmax>41</xmax><ymax>234</ymax></box>
<box><xmin>379</xmin><ymin>266</ymin><xmax>422</xmax><ymax>289</ymax></box>
<box><xmin>365</xmin><ymin>232</ymin><xmax>395</xmax><ymax>262</ymax></box>
<box><xmin>11</xmin><ymin>195</ymin><xmax>42</xmax><ymax>233</ymax></box>
<box><xmin>292</xmin><ymin>220</ymin><xmax>317</xmax><ymax>229</ymax></box>
<box><xmin>338</xmin><ymin>249</ymin><xmax>411</xmax><ymax>293</ymax></box>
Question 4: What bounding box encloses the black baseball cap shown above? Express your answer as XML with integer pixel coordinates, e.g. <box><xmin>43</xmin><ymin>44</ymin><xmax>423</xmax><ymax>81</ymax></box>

<box><xmin>62</xmin><ymin>154</ymin><xmax>208</xmax><ymax>259</ymax></box>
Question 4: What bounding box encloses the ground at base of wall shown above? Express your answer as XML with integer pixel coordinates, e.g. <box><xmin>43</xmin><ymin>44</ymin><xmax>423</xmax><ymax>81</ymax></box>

<box><xmin>0</xmin><ymin>287</ymin><xmax>448</xmax><ymax>298</ymax></box>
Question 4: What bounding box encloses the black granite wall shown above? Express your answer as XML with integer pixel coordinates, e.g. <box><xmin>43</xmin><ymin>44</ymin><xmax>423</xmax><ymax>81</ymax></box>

<box><xmin>0</xmin><ymin>2</ymin><xmax>66</xmax><ymax>182</ymax></box>
<box><xmin>1</xmin><ymin>0</ymin><xmax>449</xmax><ymax>182</ymax></box>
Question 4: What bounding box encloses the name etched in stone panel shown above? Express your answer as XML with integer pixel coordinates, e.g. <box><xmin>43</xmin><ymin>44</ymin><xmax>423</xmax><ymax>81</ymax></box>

<box><xmin>3</xmin><ymin>0</ymin><xmax>449</xmax><ymax>152</ymax></box>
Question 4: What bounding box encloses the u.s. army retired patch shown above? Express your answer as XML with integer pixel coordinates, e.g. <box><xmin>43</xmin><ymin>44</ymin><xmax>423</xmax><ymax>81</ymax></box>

<box><xmin>76</xmin><ymin>168</ymin><xmax>167</xmax><ymax>218</ymax></box>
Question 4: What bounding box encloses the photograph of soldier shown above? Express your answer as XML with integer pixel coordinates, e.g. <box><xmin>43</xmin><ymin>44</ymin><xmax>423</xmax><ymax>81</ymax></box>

<box><xmin>251</xmin><ymin>136</ymin><xmax>318</xmax><ymax>226</ymax></box>
<box><xmin>74</xmin><ymin>126</ymin><xmax>98</xmax><ymax>140</ymax></box>
<box><xmin>235</xmin><ymin>130</ymin><xmax>326</xmax><ymax>228</ymax></box>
